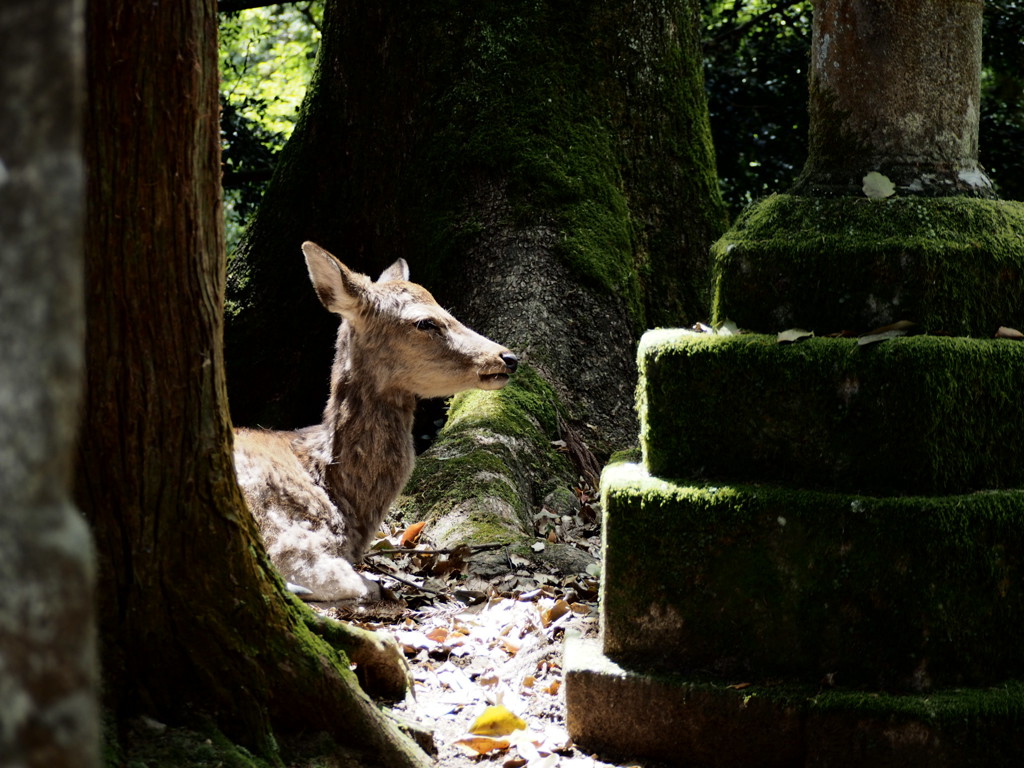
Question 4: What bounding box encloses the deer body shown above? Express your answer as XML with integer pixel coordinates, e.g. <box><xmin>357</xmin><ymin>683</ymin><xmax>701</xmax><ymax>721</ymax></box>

<box><xmin>234</xmin><ymin>242</ymin><xmax>517</xmax><ymax>601</ymax></box>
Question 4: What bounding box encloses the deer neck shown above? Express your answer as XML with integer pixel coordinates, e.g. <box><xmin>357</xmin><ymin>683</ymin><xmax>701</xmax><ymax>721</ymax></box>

<box><xmin>318</xmin><ymin>331</ymin><xmax>417</xmax><ymax>556</ymax></box>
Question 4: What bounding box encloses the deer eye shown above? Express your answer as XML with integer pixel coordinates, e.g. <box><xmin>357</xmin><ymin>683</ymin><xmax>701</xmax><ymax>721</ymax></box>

<box><xmin>414</xmin><ymin>318</ymin><xmax>439</xmax><ymax>332</ymax></box>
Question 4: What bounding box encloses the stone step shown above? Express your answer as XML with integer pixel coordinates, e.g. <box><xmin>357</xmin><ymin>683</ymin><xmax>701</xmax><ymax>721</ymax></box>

<box><xmin>565</xmin><ymin>634</ymin><xmax>1024</xmax><ymax>767</ymax></box>
<box><xmin>710</xmin><ymin>195</ymin><xmax>1024</xmax><ymax>335</ymax></box>
<box><xmin>600</xmin><ymin>461</ymin><xmax>1024</xmax><ymax>689</ymax></box>
<box><xmin>638</xmin><ymin>330</ymin><xmax>1024</xmax><ymax>495</ymax></box>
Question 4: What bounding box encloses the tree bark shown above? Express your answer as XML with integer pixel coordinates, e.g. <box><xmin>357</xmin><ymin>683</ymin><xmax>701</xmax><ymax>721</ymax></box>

<box><xmin>226</xmin><ymin>0</ymin><xmax>727</xmax><ymax>439</ymax></box>
<box><xmin>225</xmin><ymin>0</ymin><xmax>725</xmax><ymax>558</ymax></box>
<box><xmin>0</xmin><ymin>1</ymin><xmax>97</xmax><ymax>765</ymax></box>
<box><xmin>76</xmin><ymin>0</ymin><xmax>427</xmax><ymax>763</ymax></box>
<box><xmin>793</xmin><ymin>0</ymin><xmax>993</xmax><ymax>197</ymax></box>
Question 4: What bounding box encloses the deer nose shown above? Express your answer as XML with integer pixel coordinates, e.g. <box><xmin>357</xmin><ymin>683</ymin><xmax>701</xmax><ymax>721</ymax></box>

<box><xmin>501</xmin><ymin>352</ymin><xmax>519</xmax><ymax>373</ymax></box>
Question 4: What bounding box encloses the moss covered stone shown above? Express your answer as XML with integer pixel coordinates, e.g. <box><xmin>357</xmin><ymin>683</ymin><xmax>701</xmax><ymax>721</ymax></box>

<box><xmin>400</xmin><ymin>364</ymin><xmax>574</xmax><ymax>547</ymax></box>
<box><xmin>566</xmin><ymin>635</ymin><xmax>1024</xmax><ymax>766</ymax></box>
<box><xmin>711</xmin><ymin>195</ymin><xmax>1024</xmax><ymax>335</ymax></box>
<box><xmin>600</xmin><ymin>462</ymin><xmax>1024</xmax><ymax>690</ymax></box>
<box><xmin>638</xmin><ymin>330</ymin><xmax>1024</xmax><ymax>495</ymax></box>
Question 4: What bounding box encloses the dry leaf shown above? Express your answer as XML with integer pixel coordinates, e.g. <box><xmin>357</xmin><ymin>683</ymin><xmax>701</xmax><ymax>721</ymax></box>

<box><xmin>996</xmin><ymin>326</ymin><xmax>1024</xmax><ymax>340</ymax></box>
<box><xmin>777</xmin><ymin>328</ymin><xmax>813</xmax><ymax>344</ymax></box>
<box><xmin>863</xmin><ymin>171</ymin><xmax>896</xmax><ymax>199</ymax></box>
<box><xmin>468</xmin><ymin>704</ymin><xmax>528</xmax><ymax>736</ymax></box>
<box><xmin>399</xmin><ymin>521</ymin><xmax>426</xmax><ymax>547</ymax></box>
<box><xmin>541</xmin><ymin>599</ymin><xmax>571</xmax><ymax>627</ymax></box>
<box><xmin>455</xmin><ymin>735</ymin><xmax>510</xmax><ymax>755</ymax></box>
<box><xmin>858</xmin><ymin>320</ymin><xmax>921</xmax><ymax>346</ymax></box>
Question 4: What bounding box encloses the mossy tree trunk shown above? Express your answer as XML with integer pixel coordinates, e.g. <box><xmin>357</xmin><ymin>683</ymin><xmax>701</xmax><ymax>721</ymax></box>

<box><xmin>793</xmin><ymin>0</ymin><xmax>992</xmax><ymax>197</ymax></box>
<box><xmin>226</xmin><ymin>0</ymin><xmax>726</xmax><ymax>547</ymax></box>
<box><xmin>75</xmin><ymin>0</ymin><xmax>427</xmax><ymax>763</ymax></box>
<box><xmin>0</xmin><ymin>1</ymin><xmax>97</xmax><ymax>764</ymax></box>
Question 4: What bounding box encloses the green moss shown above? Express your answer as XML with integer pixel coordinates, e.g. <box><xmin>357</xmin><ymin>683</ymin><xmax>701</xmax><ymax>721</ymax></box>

<box><xmin>637</xmin><ymin>331</ymin><xmax>1024</xmax><ymax>495</ymax></box>
<box><xmin>411</xmin><ymin>1</ymin><xmax>726</xmax><ymax>329</ymax></box>
<box><xmin>114</xmin><ymin>719</ymin><xmax>276</xmax><ymax>768</ymax></box>
<box><xmin>600</xmin><ymin>462</ymin><xmax>1024</xmax><ymax>689</ymax></box>
<box><xmin>711</xmin><ymin>194</ymin><xmax>1024</xmax><ymax>334</ymax></box>
<box><xmin>400</xmin><ymin>363</ymin><xmax>574</xmax><ymax>541</ymax></box>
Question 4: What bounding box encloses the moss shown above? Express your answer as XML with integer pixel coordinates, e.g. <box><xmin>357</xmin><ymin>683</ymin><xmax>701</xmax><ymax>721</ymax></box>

<box><xmin>637</xmin><ymin>331</ymin><xmax>1024</xmax><ymax>495</ymax></box>
<box><xmin>410</xmin><ymin>0</ymin><xmax>726</xmax><ymax>329</ymax></box>
<box><xmin>711</xmin><ymin>194</ymin><xmax>1024</xmax><ymax>335</ymax></box>
<box><xmin>599</xmin><ymin>462</ymin><xmax>1024</xmax><ymax>689</ymax></box>
<box><xmin>114</xmin><ymin>719</ymin><xmax>276</xmax><ymax>768</ymax></box>
<box><xmin>400</xmin><ymin>363</ymin><xmax>574</xmax><ymax>543</ymax></box>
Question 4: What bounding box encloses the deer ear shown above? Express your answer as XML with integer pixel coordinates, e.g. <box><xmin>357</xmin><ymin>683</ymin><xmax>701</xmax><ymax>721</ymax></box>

<box><xmin>377</xmin><ymin>258</ymin><xmax>409</xmax><ymax>283</ymax></box>
<box><xmin>302</xmin><ymin>241</ymin><xmax>368</xmax><ymax>316</ymax></box>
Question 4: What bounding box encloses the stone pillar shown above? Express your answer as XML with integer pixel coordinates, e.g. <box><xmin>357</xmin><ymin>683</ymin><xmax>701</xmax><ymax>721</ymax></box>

<box><xmin>795</xmin><ymin>0</ymin><xmax>992</xmax><ymax>198</ymax></box>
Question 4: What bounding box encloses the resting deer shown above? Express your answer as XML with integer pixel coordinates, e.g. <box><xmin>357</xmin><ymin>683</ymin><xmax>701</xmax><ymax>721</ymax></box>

<box><xmin>234</xmin><ymin>242</ymin><xmax>518</xmax><ymax>601</ymax></box>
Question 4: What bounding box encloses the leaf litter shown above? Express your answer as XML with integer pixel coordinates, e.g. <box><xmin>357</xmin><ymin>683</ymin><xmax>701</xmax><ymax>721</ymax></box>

<box><xmin>312</xmin><ymin>485</ymin><xmax>663</xmax><ymax>768</ymax></box>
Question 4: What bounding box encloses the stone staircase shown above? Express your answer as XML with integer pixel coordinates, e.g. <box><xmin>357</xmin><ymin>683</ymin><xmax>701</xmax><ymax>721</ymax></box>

<box><xmin>564</xmin><ymin>328</ymin><xmax>1024</xmax><ymax>766</ymax></box>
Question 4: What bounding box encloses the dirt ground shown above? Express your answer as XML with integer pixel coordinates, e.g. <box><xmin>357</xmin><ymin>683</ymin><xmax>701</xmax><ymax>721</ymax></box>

<box><xmin>319</xmin><ymin>498</ymin><xmax>668</xmax><ymax>768</ymax></box>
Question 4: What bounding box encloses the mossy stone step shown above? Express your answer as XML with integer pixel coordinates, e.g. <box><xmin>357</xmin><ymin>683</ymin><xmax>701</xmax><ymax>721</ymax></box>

<box><xmin>638</xmin><ymin>330</ymin><xmax>1024</xmax><ymax>495</ymax></box>
<box><xmin>600</xmin><ymin>462</ymin><xmax>1024</xmax><ymax>690</ymax></box>
<box><xmin>710</xmin><ymin>194</ymin><xmax>1024</xmax><ymax>335</ymax></box>
<box><xmin>565</xmin><ymin>635</ymin><xmax>1024</xmax><ymax>767</ymax></box>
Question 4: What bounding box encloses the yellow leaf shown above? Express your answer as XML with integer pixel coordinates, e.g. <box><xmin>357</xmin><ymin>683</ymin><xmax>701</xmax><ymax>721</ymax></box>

<box><xmin>454</xmin><ymin>735</ymin><xmax>510</xmax><ymax>755</ymax></box>
<box><xmin>468</xmin><ymin>705</ymin><xmax>528</xmax><ymax>736</ymax></box>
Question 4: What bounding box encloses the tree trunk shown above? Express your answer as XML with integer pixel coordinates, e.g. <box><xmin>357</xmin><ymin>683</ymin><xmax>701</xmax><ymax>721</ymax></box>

<box><xmin>0</xmin><ymin>2</ymin><xmax>97</xmax><ymax>765</ymax></box>
<box><xmin>226</xmin><ymin>0</ymin><xmax>727</xmax><ymax>438</ymax></box>
<box><xmin>76</xmin><ymin>0</ymin><xmax>427</xmax><ymax>763</ymax></box>
<box><xmin>793</xmin><ymin>0</ymin><xmax>993</xmax><ymax>197</ymax></box>
<box><xmin>226</xmin><ymin>0</ymin><xmax>725</xmax><ymax>559</ymax></box>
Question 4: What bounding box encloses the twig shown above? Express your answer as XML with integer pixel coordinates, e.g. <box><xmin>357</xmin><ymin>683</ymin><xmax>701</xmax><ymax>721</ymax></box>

<box><xmin>367</xmin><ymin>543</ymin><xmax>506</xmax><ymax>558</ymax></box>
<box><xmin>362</xmin><ymin>561</ymin><xmax>445</xmax><ymax>595</ymax></box>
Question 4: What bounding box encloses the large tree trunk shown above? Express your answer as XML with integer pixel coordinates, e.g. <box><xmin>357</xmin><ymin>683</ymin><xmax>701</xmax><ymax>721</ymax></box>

<box><xmin>226</xmin><ymin>0</ymin><xmax>726</xmax><ymax>436</ymax></box>
<box><xmin>0</xmin><ymin>2</ymin><xmax>97</xmax><ymax>765</ymax></box>
<box><xmin>226</xmin><ymin>1</ymin><xmax>725</xmax><ymax>550</ymax></box>
<box><xmin>76</xmin><ymin>0</ymin><xmax>427</xmax><ymax>763</ymax></box>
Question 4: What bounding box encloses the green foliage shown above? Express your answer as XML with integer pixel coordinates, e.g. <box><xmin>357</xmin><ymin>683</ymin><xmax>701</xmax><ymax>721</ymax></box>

<box><xmin>219</xmin><ymin>4</ymin><xmax>322</xmax><ymax>253</ymax></box>
<box><xmin>702</xmin><ymin>1</ymin><xmax>1024</xmax><ymax>213</ymax></box>
<box><xmin>981</xmin><ymin>0</ymin><xmax>1024</xmax><ymax>201</ymax></box>
<box><xmin>701</xmin><ymin>1</ymin><xmax>812</xmax><ymax>214</ymax></box>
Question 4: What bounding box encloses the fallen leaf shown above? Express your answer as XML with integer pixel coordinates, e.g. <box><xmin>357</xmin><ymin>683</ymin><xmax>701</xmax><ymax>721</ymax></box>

<box><xmin>716</xmin><ymin>319</ymin><xmax>739</xmax><ymax>336</ymax></box>
<box><xmin>502</xmin><ymin>759</ymin><xmax>528</xmax><ymax>768</ymax></box>
<box><xmin>996</xmin><ymin>326</ymin><xmax>1024</xmax><ymax>340</ymax></box>
<box><xmin>777</xmin><ymin>328</ymin><xmax>813</xmax><ymax>344</ymax></box>
<box><xmin>399</xmin><ymin>521</ymin><xmax>426</xmax><ymax>547</ymax></box>
<box><xmin>857</xmin><ymin>320</ymin><xmax>921</xmax><ymax>346</ymax></box>
<box><xmin>425</xmin><ymin>627</ymin><xmax>449</xmax><ymax>644</ymax></box>
<box><xmin>468</xmin><ymin>704</ymin><xmax>528</xmax><ymax>736</ymax></box>
<box><xmin>863</xmin><ymin>171</ymin><xmax>896</xmax><ymax>199</ymax></box>
<box><xmin>541</xmin><ymin>599</ymin><xmax>571</xmax><ymax>627</ymax></box>
<box><xmin>455</xmin><ymin>735</ymin><xmax>510</xmax><ymax>755</ymax></box>
<box><xmin>545</xmin><ymin>679</ymin><xmax>562</xmax><ymax>695</ymax></box>
<box><xmin>727</xmin><ymin>682</ymin><xmax>752</xmax><ymax>690</ymax></box>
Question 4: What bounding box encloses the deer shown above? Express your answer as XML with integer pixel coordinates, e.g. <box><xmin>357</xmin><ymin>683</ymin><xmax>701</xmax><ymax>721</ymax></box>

<box><xmin>233</xmin><ymin>241</ymin><xmax>518</xmax><ymax>601</ymax></box>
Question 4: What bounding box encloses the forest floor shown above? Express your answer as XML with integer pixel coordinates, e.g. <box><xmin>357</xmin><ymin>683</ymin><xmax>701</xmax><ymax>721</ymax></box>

<box><xmin>319</xmin><ymin>489</ymin><xmax>669</xmax><ymax>768</ymax></box>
